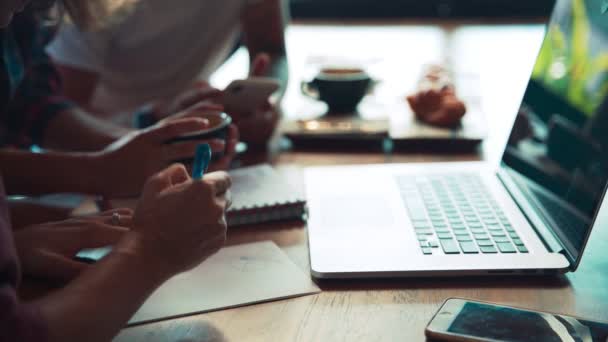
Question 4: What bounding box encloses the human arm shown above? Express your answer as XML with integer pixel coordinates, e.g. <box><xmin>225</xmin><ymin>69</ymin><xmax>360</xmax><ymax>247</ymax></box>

<box><xmin>242</xmin><ymin>0</ymin><xmax>290</xmax><ymax>96</ymax></box>
<box><xmin>46</xmin><ymin>64</ymin><xmax>133</xmax><ymax>145</ymax></box>
<box><xmin>14</xmin><ymin>209</ymin><xmax>132</xmax><ymax>281</ymax></box>
<box><xmin>54</xmin><ymin>64</ymin><xmax>224</xmax><ymax>129</ymax></box>
<box><xmin>228</xmin><ymin>0</ymin><xmax>289</xmax><ymax>146</ymax></box>
<box><xmin>0</xmin><ymin>148</ymin><xmax>105</xmax><ymax>196</ymax></box>
<box><xmin>4</xmin><ymin>165</ymin><xmax>230</xmax><ymax>341</ymax></box>
<box><xmin>1</xmin><ymin>116</ymin><xmax>231</xmax><ymax>198</ymax></box>
<box><xmin>36</xmin><ymin>166</ymin><xmax>230</xmax><ymax>342</ymax></box>
<box><xmin>3</xmin><ymin>13</ymin><xmax>127</xmax><ymax>151</ymax></box>
<box><xmin>53</xmin><ymin>64</ymin><xmax>99</xmax><ymax>112</ymax></box>
<box><xmin>8</xmin><ymin>199</ymin><xmax>75</xmax><ymax>230</ymax></box>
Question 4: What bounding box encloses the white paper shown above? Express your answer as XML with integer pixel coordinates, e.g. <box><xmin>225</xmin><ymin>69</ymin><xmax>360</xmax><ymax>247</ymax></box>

<box><xmin>128</xmin><ymin>241</ymin><xmax>319</xmax><ymax>325</ymax></box>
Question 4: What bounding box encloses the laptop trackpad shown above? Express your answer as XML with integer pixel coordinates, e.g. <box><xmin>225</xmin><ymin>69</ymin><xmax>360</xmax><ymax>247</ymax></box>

<box><xmin>320</xmin><ymin>195</ymin><xmax>394</xmax><ymax>228</ymax></box>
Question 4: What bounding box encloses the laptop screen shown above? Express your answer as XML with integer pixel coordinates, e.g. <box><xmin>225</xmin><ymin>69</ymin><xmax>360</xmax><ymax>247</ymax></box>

<box><xmin>502</xmin><ymin>0</ymin><xmax>608</xmax><ymax>262</ymax></box>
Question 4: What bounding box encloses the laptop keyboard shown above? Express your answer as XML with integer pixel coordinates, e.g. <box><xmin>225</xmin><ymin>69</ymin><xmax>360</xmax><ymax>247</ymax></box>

<box><xmin>396</xmin><ymin>173</ymin><xmax>528</xmax><ymax>256</ymax></box>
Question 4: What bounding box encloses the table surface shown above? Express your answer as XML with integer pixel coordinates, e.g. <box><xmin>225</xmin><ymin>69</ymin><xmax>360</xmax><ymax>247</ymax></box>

<box><xmin>114</xmin><ymin>20</ymin><xmax>608</xmax><ymax>342</ymax></box>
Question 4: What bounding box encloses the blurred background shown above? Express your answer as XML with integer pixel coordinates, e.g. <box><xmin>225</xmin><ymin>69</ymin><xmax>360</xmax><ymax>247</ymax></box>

<box><xmin>289</xmin><ymin>0</ymin><xmax>555</xmax><ymax>19</ymax></box>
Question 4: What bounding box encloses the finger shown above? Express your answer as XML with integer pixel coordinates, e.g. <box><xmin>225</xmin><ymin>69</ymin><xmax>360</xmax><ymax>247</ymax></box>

<box><xmin>208</xmin><ymin>155</ymin><xmax>231</xmax><ymax>172</ymax></box>
<box><xmin>202</xmin><ymin>171</ymin><xmax>232</xmax><ymax>196</ymax></box>
<box><xmin>205</xmin><ymin>127</ymin><xmax>238</xmax><ymax>172</ymax></box>
<box><xmin>182</xmin><ymin>88</ymin><xmax>223</xmax><ymax>108</ymax></box>
<box><xmin>259</xmin><ymin>100</ymin><xmax>273</xmax><ymax>112</ymax></box>
<box><xmin>145</xmin><ymin>164</ymin><xmax>190</xmax><ymax>194</ymax></box>
<box><xmin>250</xmin><ymin>53</ymin><xmax>271</xmax><ymax>77</ymax></box>
<box><xmin>171</xmin><ymin>106</ymin><xmax>223</xmax><ymax>122</ymax></box>
<box><xmin>98</xmin><ymin>208</ymin><xmax>135</xmax><ymax>217</ymax></box>
<box><xmin>152</xmin><ymin>118</ymin><xmax>208</xmax><ymax>142</ymax></box>
<box><xmin>167</xmin><ymin>163</ymin><xmax>190</xmax><ymax>186</ymax></box>
<box><xmin>187</xmin><ymin>101</ymin><xmax>224</xmax><ymax>112</ymax></box>
<box><xmin>73</xmin><ymin>208</ymin><xmax>133</xmax><ymax>221</ymax></box>
<box><xmin>195</xmin><ymin>80</ymin><xmax>212</xmax><ymax>89</ymax></box>
<box><xmin>73</xmin><ymin>211</ymin><xmax>133</xmax><ymax>227</ymax></box>
<box><xmin>224</xmin><ymin>137</ymin><xmax>238</xmax><ymax>157</ymax></box>
<box><xmin>82</xmin><ymin>223</ymin><xmax>129</xmax><ymax>248</ymax></box>
<box><xmin>215</xmin><ymin>190</ymin><xmax>232</xmax><ymax>210</ymax></box>
<box><xmin>104</xmin><ymin>214</ymin><xmax>133</xmax><ymax>227</ymax></box>
<box><xmin>207</xmin><ymin>148</ymin><xmax>235</xmax><ymax>172</ymax></box>
<box><xmin>165</xmin><ymin>139</ymin><xmax>226</xmax><ymax>161</ymax></box>
<box><xmin>227</xmin><ymin>124</ymin><xmax>240</xmax><ymax>142</ymax></box>
<box><xmin>226</xmin><ymin>190</ymin><xmax>233</xmax><ymax>210</ymax></box>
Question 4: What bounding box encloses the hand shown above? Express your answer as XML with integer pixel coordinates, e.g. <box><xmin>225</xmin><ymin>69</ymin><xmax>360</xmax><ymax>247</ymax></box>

<box><xmin>124</xmin><ymin>164</ymin><xmax>230</xmax><ymax>275</ymax></box>
<box><xmin>250</xmin><ymin>53</ymin><xmax>271</xmax><ymax>77</ymax></box>
<box><xmin>150</xmin><ymin>81</ymin><xmax>223</xmax><ymax>121</ymax></box>
<box><xmin>14</xmin><ymin>209</ymin><xmax>132</xmax><ymax>281</ymax></box>
<box><xmin>225</xmin><ymin>53</ymin><xmax>280</xmax><ymax>146</ymax></box>
<box><xmin>159</xmin><ymin>103</ymin><xmax>240</xmax><ymax>173</ymax></box>
<box><xmin>208</xmin><ymin>124</ymin><xmax>239</xmax><ymax>172</ymax></box>
<box><xmin>228</xmin><ymin>102</ymin><xmax>279</xmax><ymax>147</ymax></box>
<box><xmin>95</xmin><ymin>112</ymin><xmax>230</xmax><ymax>198</ymax></box>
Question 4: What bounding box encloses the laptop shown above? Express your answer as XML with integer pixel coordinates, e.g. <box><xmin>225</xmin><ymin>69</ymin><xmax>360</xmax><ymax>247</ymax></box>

<box><xmin>305</xmin><ymin>0</ymin><xmax>608</xmax><ymax>279</ymax></box>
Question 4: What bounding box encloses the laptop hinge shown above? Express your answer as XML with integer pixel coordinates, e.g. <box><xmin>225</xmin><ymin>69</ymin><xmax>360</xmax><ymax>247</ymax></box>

<box><xmin>496</xmin><ymin>167</ymin><xmax>567</xmax><ymax>257</ymax></box>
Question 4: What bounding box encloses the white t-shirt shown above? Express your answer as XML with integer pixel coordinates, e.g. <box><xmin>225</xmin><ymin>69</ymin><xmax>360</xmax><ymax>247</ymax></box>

<box><xmin>47</xmin><ymin>0</ymin><xmax>249</xmax><ymax>114</ymax></box>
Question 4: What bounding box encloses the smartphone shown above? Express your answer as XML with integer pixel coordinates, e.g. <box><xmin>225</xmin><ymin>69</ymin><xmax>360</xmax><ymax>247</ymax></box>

<box><xmin>75</xmin><ymin>246</ymin><xmax>112</xmax><ymax>263</ymax></box>
<box><xmin>222</xmin><ymin>77</ymin><xmax>280</xmax><ymax>114</ymax></box>
<box><xmin>426</xmin><ymin>298</ymin><xmax>608</xmax><ymax>342</ymax></box>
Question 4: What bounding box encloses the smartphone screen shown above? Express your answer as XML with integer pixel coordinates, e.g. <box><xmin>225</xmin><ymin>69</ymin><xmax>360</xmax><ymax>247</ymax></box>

<box><xmin>446</xmin><ymin>302</ymin><xmax>608</xmax><ymax>342</ymax></box>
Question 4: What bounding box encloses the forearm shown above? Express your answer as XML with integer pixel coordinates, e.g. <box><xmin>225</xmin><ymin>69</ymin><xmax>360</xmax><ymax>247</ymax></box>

<box><xmin>0</xmin><ymin>148</ymin><xmax>102</xmax><ymax>196</ymax></box>
<box><xmin>243</xmin><ymin>0</ymin><xmax>290</xmax><ymax>97</ymax></box>
<box><xmin>44</xmin><ymin>107</ymin><xmax>132</xmax><ymax>151</ymax></box>
<box><xmin>8</xmin><ymin>199</ymin><xmax>73</xmax><ymax>230</ymax></box>
<box><xmin>36</xmin><ymin>234</ymin><xmax>171</xmax><ymax>342</ymax></box>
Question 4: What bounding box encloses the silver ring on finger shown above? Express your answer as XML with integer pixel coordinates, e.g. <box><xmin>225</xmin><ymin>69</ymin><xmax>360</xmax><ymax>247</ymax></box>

<box><xmin>111</xmin><ymin>212</ymin><xmax>121</xmax><ymax>226</ymax></box>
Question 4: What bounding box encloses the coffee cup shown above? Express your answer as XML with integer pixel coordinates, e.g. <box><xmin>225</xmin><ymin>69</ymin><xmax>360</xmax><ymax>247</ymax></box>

<box><xmin>301</xmin><ymin>67</ymin><xmax>372</xmax><ymax>114</ymax></box>
<box><xmin>165</xmin><ymin>112</ymin><xmax>232</xmax><ymax>161</ymax></box>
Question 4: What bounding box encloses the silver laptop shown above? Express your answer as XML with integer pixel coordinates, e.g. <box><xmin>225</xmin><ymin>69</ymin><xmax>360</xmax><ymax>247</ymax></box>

<box><xmin>305</xmin><ymin>0</ymin><xmax>608</xmax><ymax>279</ymax></box>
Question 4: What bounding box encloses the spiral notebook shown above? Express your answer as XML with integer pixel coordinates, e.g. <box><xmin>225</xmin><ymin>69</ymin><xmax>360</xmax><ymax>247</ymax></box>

<box><xmin>109</xmin><ymin>164</ymin><xmax>306</xmax><ymax>227</ymax></box>
<box><xmin>226</xmin><ymin>164</ymin><xmax>307</xmax><ymax>226</ymax></box>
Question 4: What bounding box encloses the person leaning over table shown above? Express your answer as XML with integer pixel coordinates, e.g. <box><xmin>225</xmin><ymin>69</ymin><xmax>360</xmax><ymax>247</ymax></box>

<box><xmin>46</xmin><ymin>0</ymin><xmax>289</xmax><ymax>146</ymax></box>
<box><xmin>0</xmin><ymin>0</ymin><xmax>238</xmax><ymax>220</ymax></box>
<box><xmin>1</xmin><ymin>0</ymin><xmax>236</xmax><ymax>283</ymax></box>
<box><xmin>0</xmin><ymin>4</ymin><xmax>234</xmax><ymax>340</ymax></box>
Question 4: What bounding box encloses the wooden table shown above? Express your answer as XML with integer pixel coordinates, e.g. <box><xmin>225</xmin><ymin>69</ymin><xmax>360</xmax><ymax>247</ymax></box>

<box><xmin>115</xmin><ymin>21</ymin><xmax>608</xmax><ymax>341</ymax></box>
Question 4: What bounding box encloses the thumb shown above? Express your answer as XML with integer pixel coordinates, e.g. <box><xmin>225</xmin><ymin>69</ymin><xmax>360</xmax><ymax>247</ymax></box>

<box><xmin>144</xmin><ymin>164</ymin><xmax>190</xmax><ymax>195</ymax></box>
<box><xmin>250</xmin><ymin>53</ymin><xmax>271</xmax><ymax>77</ymax></box>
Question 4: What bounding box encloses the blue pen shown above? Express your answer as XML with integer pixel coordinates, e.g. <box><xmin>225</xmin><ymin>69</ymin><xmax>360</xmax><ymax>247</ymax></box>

<box><xmin>192</xmin><ymin>143</ymin><xmax>212</xmax><ymax>180</ymax></box>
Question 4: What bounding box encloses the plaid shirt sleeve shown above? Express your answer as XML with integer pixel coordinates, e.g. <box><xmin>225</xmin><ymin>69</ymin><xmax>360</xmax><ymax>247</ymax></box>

<box><xmin>2</xmin><ymin>12</ymin><xmax>74</xmax><ymax>148</ymax></box>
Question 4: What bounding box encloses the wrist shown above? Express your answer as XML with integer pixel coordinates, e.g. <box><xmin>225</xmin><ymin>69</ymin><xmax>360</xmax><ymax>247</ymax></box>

<box><xmin>85</xmin><ymin>151</ymin><xmax>126</xmax><ymax>197</ymax></box>
<box><xmin>114</xmin><ymin>231</ymin><xmax>177</xmax><ymax>281</ymax></box>
<box><xmin>73</xmin><ymin>152</ymin><xmax>111</xmax><ymax>195</ymax></box>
